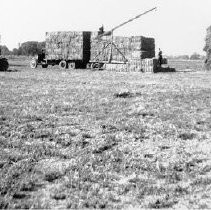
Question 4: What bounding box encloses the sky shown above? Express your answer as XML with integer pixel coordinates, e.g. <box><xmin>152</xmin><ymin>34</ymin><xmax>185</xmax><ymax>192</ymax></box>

<box><xmin>0</xmin><ymin>0</ymin><xmax>211</xmax><ymax>55</ymax></box>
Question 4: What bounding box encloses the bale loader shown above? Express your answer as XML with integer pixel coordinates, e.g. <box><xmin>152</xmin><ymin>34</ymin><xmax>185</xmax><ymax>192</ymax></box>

<box><xmin>88</xmin><ymin>7</ymin><xmax>174</xmax><ymax>72</ymax></box>
<box><xmin>30</xmin><ymin>7</ymin><xmax>174</xmax><ymax>72</ymax></box>
<box><xmin>88</xmin><ymin>7</ymin><xmax>157</xmax><ymax>70</ymax></box>
<box><xmin>30</xmin><ymin>8</ymin><xmax>157</xmax><ymax>70</ymax></box>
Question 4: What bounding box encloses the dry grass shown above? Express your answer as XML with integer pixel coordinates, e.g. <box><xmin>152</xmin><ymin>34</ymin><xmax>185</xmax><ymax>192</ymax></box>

<box><xmin>168</xmin><ymin>59</ymin><xmax>205</xmax><ymax>71</ymax></box>
<box><xmin>0</xmin><ymin>57</ymin><xmax>211</xmax><ymax>208</ymax></box>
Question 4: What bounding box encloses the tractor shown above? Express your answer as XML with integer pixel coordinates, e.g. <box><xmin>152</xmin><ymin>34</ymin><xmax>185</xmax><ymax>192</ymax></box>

<box><xmin>0</xmin><ymin>46</ymin><xmax>9</xmax><ymax>71</ymax></box>
<box><xmin>0</xmin><ymin>35</ymin><xmax>9</xmax><ymax>71</ymax></box>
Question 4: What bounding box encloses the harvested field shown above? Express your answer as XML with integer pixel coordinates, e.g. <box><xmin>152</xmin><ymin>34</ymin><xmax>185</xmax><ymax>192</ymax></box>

<box><xmin>167</xmin><ymin>59</ymin><xmax>204</xmax><ymax>72</ymax></box>
<box><xmin>0</xmin><ymin>57</ymin><xmax>211</xmax><ymax>209</ymax></box>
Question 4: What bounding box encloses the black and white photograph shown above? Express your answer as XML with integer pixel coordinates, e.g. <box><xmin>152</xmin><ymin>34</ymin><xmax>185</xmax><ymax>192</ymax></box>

<box><xmin>0</xmin><ymin>0</ymin><xmax>211</xmax><ymax>208</ymax></box>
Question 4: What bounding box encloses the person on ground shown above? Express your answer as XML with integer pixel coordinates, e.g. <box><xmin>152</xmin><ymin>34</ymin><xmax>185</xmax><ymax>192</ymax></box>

<box><xmin>158</xmin><ymin>48</ymin><xmax>163</xmax><ymax>67</ymax></box>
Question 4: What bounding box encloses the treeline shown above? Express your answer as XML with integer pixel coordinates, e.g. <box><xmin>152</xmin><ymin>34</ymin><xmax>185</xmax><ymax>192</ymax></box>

<box><xmin>0</xmin><ymin>41</ymin><xmax>45</xmax><ymax>56</ymax></box>
<box><xmin>167</xmin><ymin>53</ymin><xmax>205</xmax><ymax>60</ymax></box>
<box><xmin>1</xmin><ymin>42</ymin><xmax>206</xmax><ymax>60</ymax></box>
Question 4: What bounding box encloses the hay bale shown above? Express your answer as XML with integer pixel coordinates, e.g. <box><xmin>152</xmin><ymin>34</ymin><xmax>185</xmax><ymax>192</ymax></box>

<box><xmin>104</xmin><ymin>58</ymin><xmax>158</xmax><ymax>72</ymax></box>
<box><xmin>90</xmin><ymin>33</ymin><xmax>111</xmax><ymax>62</ymax></box>
<box><xmin>141</xmin><ymin>58</ymin><xmax>158</xmax><ymax>73</ymax></box>
<box><xmin>45</xmin><ymin>31</ymin><xmax>91</xmax><ymax>62</ymax></box>
<box><xmin>90</xmin><ymin>34</ymin><xmax>155</xmax><ymax>63</ymax></box>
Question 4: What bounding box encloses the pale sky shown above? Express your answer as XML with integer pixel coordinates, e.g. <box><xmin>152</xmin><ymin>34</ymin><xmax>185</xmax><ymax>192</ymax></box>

<box><xmin>0</xmin><ymin>0</ymin><xmax>210</xmax><ymax>55</ymax></box>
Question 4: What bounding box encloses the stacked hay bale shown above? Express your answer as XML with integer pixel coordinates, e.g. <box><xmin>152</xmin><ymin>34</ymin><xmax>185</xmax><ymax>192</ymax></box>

<box><xmin>90</xmin><ymin>34</ymin><xmax>155</xmax><ymax>62</ymax></box>
<box><xmin>125</xmin><ymin>36</ymin><xmax>155</xmax><ymax>59</ymax></box>
<box><xmin>90</xmin><ymin>32</ymin><xmax>111</xmax><ymax>62</ymax></box>
<box><xmin>204</xmin><ymin>26</ymin><xmax>211</xmax><ymax>70</ymax></box>
<box><xmin>45</xmin><ymin>31</ymin><xmax>91</xmax><ymax>62</ymax></box>
<box><xmin>140</xmin><ymin>58</ymin><xmax>158</xmax><ymax>72</ymax></box>
<box><xmin>90</xmin><ymin>33</ymin><xmax>156</xmax><ymax>72</ymax></box>
<box><xmin>105</xmin><ymin>59</ymin><xmax>158</xmax><ymax>72</ymax></box>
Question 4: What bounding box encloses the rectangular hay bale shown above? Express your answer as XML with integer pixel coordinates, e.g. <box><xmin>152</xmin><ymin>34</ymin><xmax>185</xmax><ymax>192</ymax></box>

<box><xmin>90</xmin><ymin>34</ymin><xmax>155</xmax><ymax>63</ymax></box>
<box><xmin>45</xmin><ymin>31</ymin><xmax>91</xmax><ymax>62</ymax></box>
<box><xmin>104</xmin><ymin>58</ymin><xmax>158</xmax><ymax>73</ymax></box>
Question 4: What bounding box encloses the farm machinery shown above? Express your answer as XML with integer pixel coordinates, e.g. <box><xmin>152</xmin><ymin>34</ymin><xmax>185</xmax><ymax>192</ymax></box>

<box><xmin>89</xmin><ymin>7</ymin><xmax>174</xmax><ymax>73</ymax></box>
<box><xmin>0</xmin><ymin>35</ymin><xmax>9</xmax><ymax>71</ymax></box>
<box><xmin>30</xmin><ymin>49</ymin><xmax>48</xmax><ymax>69</ymax></box>
<box><xmin>30</xmin><ymin>31</ymin><xmax>91</xmax><ymax>69</ymax></box>
<box><xmin>89</xmin><ymin>7</ymin><xmax>157</xmax><ymax>69</ymax></box>
<box><xmin>30</xmin><ymin>7</ymin><xmax>173</xmax><ymax>72</ymax></box>
<box><xmin>30</xmin><ymin>8</ymin><xmax>158</xmax><ymax>70</ymax></box>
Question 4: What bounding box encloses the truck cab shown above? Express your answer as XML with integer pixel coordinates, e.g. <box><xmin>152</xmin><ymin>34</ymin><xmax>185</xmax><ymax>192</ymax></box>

<box><xmin>30</xmin><ymin>49</ymin><xmax>48</xmax><ymax>69</ymax></box>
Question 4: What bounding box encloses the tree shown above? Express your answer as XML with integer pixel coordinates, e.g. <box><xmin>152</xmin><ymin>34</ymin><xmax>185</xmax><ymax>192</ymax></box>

<box><xmin>12</xmin><ymin>48</ymin><xmax>22</xmax><ymax>56</ymax></box>
<box><xmin>190</xmin><ymin>52</ymin><xmax>200</xmax><ymax>60</ymax></box>
<box><xmin>178</xmin><ymin>55</ymin><xmax>189</xmax><ymax>60</ymax></box>
<box><xmin>13</xmin><ymin>41</ymin><xmax>46</xmax><ymax>56</ymax></box>
<box><xmin>0</xmin><ymin>45</ymin><xmax>11</xmax><ymax>55</ymax></box>
<box><xmin>21</xmin><ymin>41</ymin><xmax>39</xmax><ymax>56</ymax></box>
<box><xmin>166</xmin><ymin>55</ymin><xmax>189</xmax><ymax>60</ymax></box>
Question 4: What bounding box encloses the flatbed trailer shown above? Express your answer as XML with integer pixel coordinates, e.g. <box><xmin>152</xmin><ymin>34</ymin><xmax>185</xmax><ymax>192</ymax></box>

<box><xmin>30</xmin><ymin>31</ymin><xmax>91</xmax><ymax>69</ymax></box>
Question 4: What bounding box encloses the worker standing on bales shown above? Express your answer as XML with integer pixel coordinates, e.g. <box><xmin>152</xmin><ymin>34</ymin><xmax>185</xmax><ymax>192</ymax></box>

<box><xmin>158</xmin><ymin>48</ymin><xmax>163</xmax><ymax>67</ymax></box>
<box><xmin>98</xmin><ymin>25</ymin><xmax>104</xmax><ymax>36</ymax></box>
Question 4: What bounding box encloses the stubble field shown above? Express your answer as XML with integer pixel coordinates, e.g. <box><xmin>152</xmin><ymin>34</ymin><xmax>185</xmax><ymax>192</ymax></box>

<box><xmin>0</xmin><ymin>57</ymin><xmax>211</xmax><ymax>209</ymax></box>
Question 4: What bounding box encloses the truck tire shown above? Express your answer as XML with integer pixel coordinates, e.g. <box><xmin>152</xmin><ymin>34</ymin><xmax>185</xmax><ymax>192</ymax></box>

<box><xmin>30</xmin><ymin>58</ymin><xmax>37</xmax><ymax>69</ymax></box>
<box><xmin>59</xmin><ymin>60</ymin><xmax>67</xmax><ymax>69</ymax></box>
<box><xmin>42</xmin><ymin>64</ymin><xmax>48</xmax><ymax>68</ymax></box>
<box><xmin>90</xmin><ymin>63</ymin><xmax>95</xmax><ymax>69</ymax></box>
<box><xmin>68</xmin><ymin>62</ymin><xmax>75</xmax><ymax>70</ymax></box>
<box><xmin>86</xmin><ymin>63</ymin><xmax>91</xmax><ymax>69</ymax></box>
<box><xmin>91</xmin><ymin>62</ymin><xmax>104</xmax><ymax>70</ymax></box>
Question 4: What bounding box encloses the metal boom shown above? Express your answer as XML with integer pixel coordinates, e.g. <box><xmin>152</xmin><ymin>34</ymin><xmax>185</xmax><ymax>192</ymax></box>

<box><xmin>99</xmin><ymin>7</ymin><xmax>157</xmax><ymax>37</ymax></box>
<box><xmin>93</xmin><ymin>7</ymin><xmax>157</xmax><ymax>65</ymax></box>
<box><xmin>111</xmin><ymin>7</ymin><xmax>157</xmax><ymax>33</ymax></box>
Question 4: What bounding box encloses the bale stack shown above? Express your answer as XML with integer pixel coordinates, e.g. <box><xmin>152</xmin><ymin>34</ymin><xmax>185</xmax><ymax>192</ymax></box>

<box><xmin>204</xmin><ymin>26</ymin><xmax>211</xmax><ymax>70</ymax></box>
<box><xmin>105</xmin><ymin>59</ymin><xmax>158</xmax><ymax>72</ymax></box>
<box><xmin>90</xmin><ymin>32</ymin><xmax>111</xmax><ymax>62</ymax></box>
<box><xmin>90</xmin><ymin>33</ymin><xmax>155</xmax><ymax>63</ymax></box>
<box><xmin>125</xmin><ymin>36</ymin><xmax>155</xmax><ymax>60</ymax></box>
<box><xmin>140</xmin><ymin>58</ymin><xmax>158</xmax><ymax>72</ymax></box>
<box><xmin>45</xmin><ymin>31</ymin><xmax>91</xmax><ymax>62</ymax></box>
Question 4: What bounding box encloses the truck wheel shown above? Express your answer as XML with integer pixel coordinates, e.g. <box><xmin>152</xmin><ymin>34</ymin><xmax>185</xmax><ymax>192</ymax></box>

<box><xmin>86</xmin><ymin>63</ymin><xmax>91</xmax><ymax>69</ymax></box>
<box><xmin>42</xmin><ymin>64</ymin><xmax>48</xmax><ymax>68</ymax></box>
<box><xmin>30</xmin><ymin>58</ymin><xmax>37</xmax><ymax>69</ymax></box>
<box><xmin>59</xmin><ymin>60</ymin><xmax>67</xmax><ymax>69</ymax></box>
<box><xmin>68</xmin><ymin>62</ymin><xmax>75</xmax><ymax>69</ymax></box>
<box><xmin>91</xmin><ymin>62</ymin><xmax>104</xmax><ymax>70</ymax></box>
<box><xmin>90</xmin><ymin>63</ymin><xmax>95</xmax><ymax>69</ymax></box>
